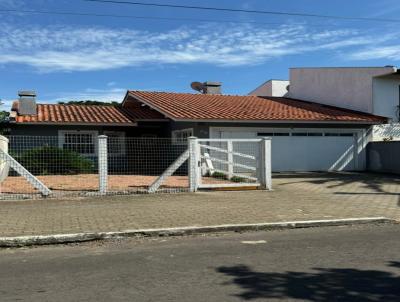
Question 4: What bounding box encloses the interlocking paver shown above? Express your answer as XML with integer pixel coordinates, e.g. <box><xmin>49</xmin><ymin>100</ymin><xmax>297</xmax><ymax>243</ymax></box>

<box><xmin>0</xmin><ymin>172</ymin><xmax>400</xmax><ymax>237</ymax></box>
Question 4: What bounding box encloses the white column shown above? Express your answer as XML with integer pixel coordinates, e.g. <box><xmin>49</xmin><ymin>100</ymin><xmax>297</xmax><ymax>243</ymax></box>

<box><xmin>98</xmin><ymin>135</ymin><xmax>108</xmax><ymax>195</ymax></box>
<box><xmin>0</xmin><ymin>135</ymin><xmax>9</xmax><ymax>184</ymax></box>
<box><xmin>259</xmin><ymin>138</ymin><xmax>272</xmax><ymax>190</ymax></box>
<box><xmin>227</xmin><ymin>140</ymin><xmax>233</xmax><ymax>178</ymax></box>
<box><xmin>188</xmin><ymin>136</ymin><xmax>199</xmax><ymax>192</ymax></box>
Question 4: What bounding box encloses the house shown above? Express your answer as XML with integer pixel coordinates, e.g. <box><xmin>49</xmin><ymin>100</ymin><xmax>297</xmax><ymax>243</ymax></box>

<box><xmin>250</xmin><ymin>66</ymin><xmax>400</xmax><ymax>141</ymax></box>
<box><xmin>8</xmin><ymin>91</ymin><xmax>169</xmax><ymax>157</ymax></box>
<box><xmin>249</xmin><ymin>79</ymin><xmax>290</xmax><ymax>97</ymax></box>
<box><xmin>9</xmin><ymin>81</ymin><xmax>387</xmax><ymax>172</ymax></box>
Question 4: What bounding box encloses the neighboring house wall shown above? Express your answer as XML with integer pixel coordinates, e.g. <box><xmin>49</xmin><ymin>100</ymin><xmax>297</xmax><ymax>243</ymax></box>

<box><xmin>367</xmin><ymin>141</ymin><xmax>400</xmax><ymax>174</ymax></box>
<box><xmin>249</xmin><ymin>80</ymin><xmax>289</xmax><ymax>97</ymax></box>
<box><xmin>288</xmin><ymin>67</ymin><xmax>396</xmax><ymax>113</ymax></box>
<box><xmin>372</xmin><ymin>75</ymin><xmax>400</xmax><ymax>121</ymax></box>
<box><xmin>371</xmin><ymin>74</ymin><xmax>400</xmax><ymax>141</ymax></box>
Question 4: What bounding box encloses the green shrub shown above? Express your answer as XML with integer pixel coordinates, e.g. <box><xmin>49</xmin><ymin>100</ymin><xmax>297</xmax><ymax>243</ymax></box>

<box><xmin>15</xmin><ymin>146</ymin><xmax>95</xmax><ymax>175</ymax></box>
<box><xmin>211</xmin><ymin>171</ymin><xmax>228</xmax><ymax>180</ymax></box>
<box><xmin>230</xmin><ymin>176</ymin><xmax>248</xmax><ymax>183</ymax></box>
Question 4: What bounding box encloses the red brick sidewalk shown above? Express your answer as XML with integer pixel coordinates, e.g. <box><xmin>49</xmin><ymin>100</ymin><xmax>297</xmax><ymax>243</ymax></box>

<box><xmin>1</xmin><ymin>173</ymin><xmax>399</xmax><ymax>237</ymax></box>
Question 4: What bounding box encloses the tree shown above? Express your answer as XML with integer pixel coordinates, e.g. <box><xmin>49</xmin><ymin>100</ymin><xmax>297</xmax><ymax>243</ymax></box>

<box><xmin>0</xmin><ymin>111</ymin><xmax>9</xmax><ymax>122</ymax></box>
<box><xmin>0</xmin><ymin>111</ymin><xmax>11</xmax><ymax>135</ymax></box>
<box><xmin>58</xmin><ymin>100</ymin><xmax>119</xmax><ymax>106</ymax></box>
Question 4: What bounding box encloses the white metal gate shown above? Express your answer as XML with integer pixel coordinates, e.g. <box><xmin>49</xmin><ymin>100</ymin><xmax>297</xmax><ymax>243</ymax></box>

<box><xmin>188</xmin><ymin>138</ymin><xmax>272</xmax><ymax>191</ymax></box>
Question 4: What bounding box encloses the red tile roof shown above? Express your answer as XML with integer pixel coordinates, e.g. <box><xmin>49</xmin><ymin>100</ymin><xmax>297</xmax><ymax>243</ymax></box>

<box><xmin>12</xmin><ymin>102</ymin><xmax>137</xmax><ymax>125</ymax></box>
<box><xmin>122</xmin><ymin>95</ymin><xmax>168</xmax><ymax>120</ymax></box>
<box><xmin>128</xmin><ymin>91</ymin><xmax>387</xmax><ymax>123</ymax></box>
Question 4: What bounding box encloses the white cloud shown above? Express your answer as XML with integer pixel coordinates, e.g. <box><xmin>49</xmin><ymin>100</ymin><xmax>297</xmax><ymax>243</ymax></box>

<box><xmin>49</xmin><ymin>88</ymin><xmax>126</xmax><ymax>103</ymax></box>
<box><xmin>350</xmin><ymin>45</ymin><xmax>400</xmax><ymax>61</ymax></box>
<box><xmin>0</xmin><ymin>23</ymin><xmax>393</xmax><ymax>72</ymax></box>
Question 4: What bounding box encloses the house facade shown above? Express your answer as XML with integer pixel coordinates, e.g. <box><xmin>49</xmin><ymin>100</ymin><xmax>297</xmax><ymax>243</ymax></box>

<box><xmin>123</xmin><ymin>87</ymin><xmax>385</xmax><ymax>172</ymax></box>
<box><xmin>9</xmin><ymin>78</ymin><xmax>388</xmax><ymax>172</ymax></box>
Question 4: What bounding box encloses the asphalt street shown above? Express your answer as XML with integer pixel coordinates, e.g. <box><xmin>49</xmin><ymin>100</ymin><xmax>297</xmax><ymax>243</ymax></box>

<box><xmin>1</xmin><ymin>224</ymin><xmax>400</xmax><ymax>301</ymax></box>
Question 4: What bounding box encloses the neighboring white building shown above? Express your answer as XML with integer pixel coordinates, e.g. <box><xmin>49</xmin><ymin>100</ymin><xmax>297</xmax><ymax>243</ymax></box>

<box><xmin>249</xmin><ymin>79</ymin><xmax>289</xmax><ymax>97</ymax></box>
<box><xmin>252</xmin><ymin>67</ymin><xmax>400</xmax><ymax>141</ymax></box>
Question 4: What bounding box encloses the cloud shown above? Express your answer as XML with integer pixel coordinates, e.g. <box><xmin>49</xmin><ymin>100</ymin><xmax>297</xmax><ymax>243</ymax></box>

<box><xmin>0</xmin><ymin>23</ymin><xmax>390</xmax><ymax>72</ymax></box>
<box><xmin>350</xmin><ymin>45</ymin><xmax>400</xmax><ymax>61</ymax></box>
<box><xmin>48</xmin><ymin>88</ymin><xmax>127</xmax><ymax>103</ymax></box>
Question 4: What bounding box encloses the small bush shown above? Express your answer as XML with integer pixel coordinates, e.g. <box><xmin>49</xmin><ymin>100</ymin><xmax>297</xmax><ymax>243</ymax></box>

<box><xmin>15</xmin><ymin>146</ymin><xmax>95</xmax><ymax>175</ymax></box>
<box><xmin>230</xmin><ymin>176</ymin><xmax>248</xmax><ymax>183</ymax></box>
<box><xmin>211</xmin><ymin>171</ymin><xmax>228</xmax><ymax>180</ymax></box>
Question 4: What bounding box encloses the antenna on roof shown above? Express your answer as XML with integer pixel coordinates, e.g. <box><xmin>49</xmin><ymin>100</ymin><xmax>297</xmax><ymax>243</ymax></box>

<box><xmin>191</xmin><ymin>81</ymin><xmax>205</xmax><ymax>94</ymax></box>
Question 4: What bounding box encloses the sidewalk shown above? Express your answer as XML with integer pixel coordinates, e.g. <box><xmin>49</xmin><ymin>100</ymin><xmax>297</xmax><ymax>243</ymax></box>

<box><xmin>1</xmin><ymin>173</ymin><xmax>400</xmax><ymax>238</ymax></box>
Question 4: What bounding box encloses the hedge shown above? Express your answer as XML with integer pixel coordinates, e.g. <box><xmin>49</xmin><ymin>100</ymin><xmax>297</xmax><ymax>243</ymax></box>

<box><xmin>14</xmin><ymin>146</ymin><xmax>95</xmax><ymax>175</ymax></box>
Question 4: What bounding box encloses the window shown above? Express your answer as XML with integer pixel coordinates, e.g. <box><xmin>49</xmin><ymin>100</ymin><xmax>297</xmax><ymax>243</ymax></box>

<box><xmin>324</xmin><ymin>133</ymin><xmax>354</xmax><ymax>137</ymax></box>
<box><xmin>104</xmin><ymin>131</ymin><xmax>125</xmax><ymax>155</ymax></box>
<box><xmin>257</xmin><ymin>132</ymin><xmax>290</xmax><ymax>136</ymax></box>
<box><xmin>172</xmin><ymin>128</ymin><xmax>193</xmax><ymax>144</ymax></box>
<box><xmin>59</xmin><ymin>131</ymin><xmax>97</xmax><ymax>156</ymax></box>
<box><xmin>292</xmin><ymin>132</ymin><xmax>324</xmax><ymax>136</ymax></box>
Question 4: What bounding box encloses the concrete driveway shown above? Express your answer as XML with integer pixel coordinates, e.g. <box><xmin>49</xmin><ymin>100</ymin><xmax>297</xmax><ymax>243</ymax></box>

<box><xmin>274</xmin><ymin>172</ymin><xmax>400</xmax><ymax>194</ymax></box>
<box><xmin>1</xmin><ymin>172</ymin><xmax>400</xmax><ymax>237</ymax></box>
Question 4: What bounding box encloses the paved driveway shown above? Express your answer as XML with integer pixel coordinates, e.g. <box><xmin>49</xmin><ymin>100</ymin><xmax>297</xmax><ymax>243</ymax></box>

<box><xmin>1</xmin><ymin>172</ymin><xmax>400</xmax><ymax>237</ymax></box>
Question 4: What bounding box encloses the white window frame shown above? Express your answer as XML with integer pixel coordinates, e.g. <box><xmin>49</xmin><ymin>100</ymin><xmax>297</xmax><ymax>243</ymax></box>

<box><xmin>172</xmin><ymin>128</ymin><xmax>194</xmax><ymax>145</ymax></box>
<box><xmin>58</xmin><ymin>130</ymin><xmax>98</xmax><ymax>156</ymax></box>
<box><xmin>104</xmin><ymin>131</ymin><xmax>126</xmax><ymax>156</ymax></box>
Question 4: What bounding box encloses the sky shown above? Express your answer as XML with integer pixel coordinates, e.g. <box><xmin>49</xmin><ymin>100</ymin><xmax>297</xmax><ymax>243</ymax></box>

<box><xmin>1</xmin><ymin>0</ymin><xmax>400</xmax><ymax>110</ymax></box>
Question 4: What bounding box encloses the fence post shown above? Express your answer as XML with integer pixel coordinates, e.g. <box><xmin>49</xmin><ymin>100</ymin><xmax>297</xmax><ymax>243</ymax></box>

<box><xmin>98</xmin><ymin>135</ymin><xmax>108</xmax><ymax>195</ymax></box>
<box><xmin>259</xmin><ymin>138</ymin><xmax>272</xmax><ymax>190</ymax></box>
<box><xmin>227</xmin><ymin>140</ymin><xmax>234</xmax><ymax>178</ymax></box>
<box><xmin>188</xmin><ymin>136</ymin><xmax>199</xmax><ymax>192</ymax></box>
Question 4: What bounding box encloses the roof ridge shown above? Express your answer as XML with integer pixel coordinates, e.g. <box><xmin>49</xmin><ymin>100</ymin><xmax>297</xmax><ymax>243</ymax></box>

<box><xmin>36</xmin><ymin>103</ymin><xmax>121</xmax><ymax>108</ymax></box>
<box><xmin>129</xmin><ymin>90</ymin><xmax>260</xmax><ymax>98</ymax></box>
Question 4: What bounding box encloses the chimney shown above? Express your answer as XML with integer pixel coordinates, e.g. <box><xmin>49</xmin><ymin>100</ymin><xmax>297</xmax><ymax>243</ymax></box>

<box><xmin>18</xmin><ymin>90</ymin><xmax>37</xmax><ymax>115</ymax></box>
<box><xmin>203</xmin><ymin>81</ymin><xmax>222</xmax><ymax>94</ymax></box>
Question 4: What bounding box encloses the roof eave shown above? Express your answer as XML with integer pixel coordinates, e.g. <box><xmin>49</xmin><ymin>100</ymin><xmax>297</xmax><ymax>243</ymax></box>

<box><xmin>171</xmin><ymin>118</ymin><xmax>385</xmax><ymax>125</ymax></box>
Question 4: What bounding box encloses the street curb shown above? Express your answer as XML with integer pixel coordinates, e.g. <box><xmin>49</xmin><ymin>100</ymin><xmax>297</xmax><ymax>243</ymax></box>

<box><xmin>0</xmin><ymin>217</ymin><xmax>395</xmax><ymax>247</ymax></box>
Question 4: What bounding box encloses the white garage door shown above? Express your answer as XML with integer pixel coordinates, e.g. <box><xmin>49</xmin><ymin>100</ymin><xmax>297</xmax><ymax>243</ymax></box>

<box><xmin>215</xmin><ymin>129</ymin><xmax>358</xmax><ymax>172</ymax></box>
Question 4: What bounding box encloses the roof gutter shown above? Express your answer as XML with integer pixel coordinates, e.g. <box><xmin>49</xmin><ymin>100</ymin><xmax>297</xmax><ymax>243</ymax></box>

<box><xmin>171</xmin><ymin>119</ymin><xmax>386</xmax><ymax>125</ymax></box>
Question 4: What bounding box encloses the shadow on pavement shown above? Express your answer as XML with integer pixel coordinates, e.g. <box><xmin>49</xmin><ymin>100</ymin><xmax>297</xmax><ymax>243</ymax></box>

<box><xmin>274</xmin><ymin>172</ymin><xmax>400</xmax><ymax>197</ymax></box>
<box><xmin>217</xmin><ymin>263</ymin><xmax>400</xmax><ymax>301</ymax></box>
